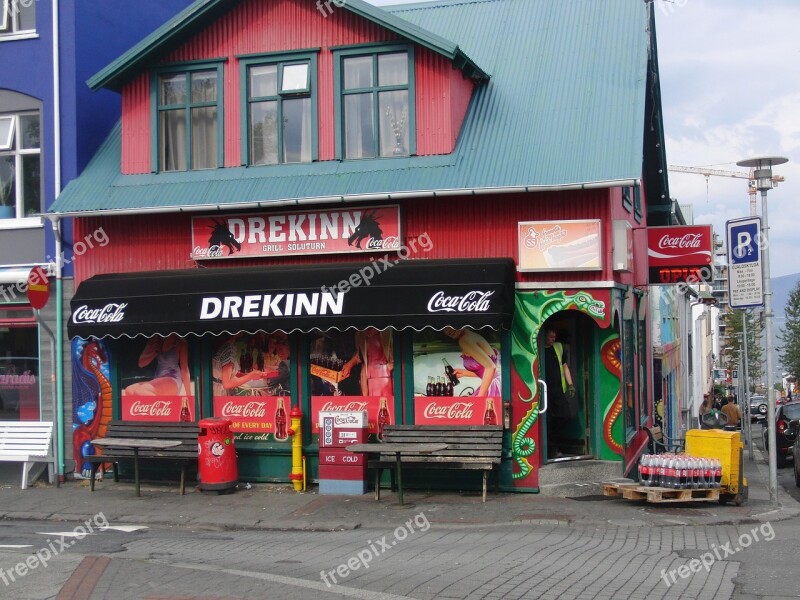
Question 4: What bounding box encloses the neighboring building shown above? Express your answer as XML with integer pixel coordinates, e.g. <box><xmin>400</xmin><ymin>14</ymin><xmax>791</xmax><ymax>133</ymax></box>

<box><xmin>51</xmin><ymin>0</ymin><xmax>671</xmax><ymax>492</ymax></box>
<box><xmin>0</xmin><ymin>0</ymin><xmax>193</xmax><ymax>471</ymax></box>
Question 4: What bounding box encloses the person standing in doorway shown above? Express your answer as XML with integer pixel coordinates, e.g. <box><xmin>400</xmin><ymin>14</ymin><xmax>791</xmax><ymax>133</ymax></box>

<box><xmin>543</xmin><ymin>327</ymin><xmax>576</xmax><ymax>457</ymax></box>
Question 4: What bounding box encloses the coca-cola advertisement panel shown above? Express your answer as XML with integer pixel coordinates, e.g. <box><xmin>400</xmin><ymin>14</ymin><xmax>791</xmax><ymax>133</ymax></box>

<box><xmin>212</xmin><ymin>396</ymin><xmax>283</xmax><ymax>437</ymax></box>
<box><xmin>647</xmin><ymin>225</ymin><xmax>713</xmax><ymax>284</ymax></box>
<box><xmin>309</xmin><ymin>329</ymin><xmax>394</xmax><ymax>438</ymax></box>
<box><xmin>191</xmin><ymin>205</ymin><xmax>401</xmax><ymax>260</ymax></box>
<box><xmin>211</xmin><ymin>332</ymin><xmax>292</xmax><ymax>442</ymax></box>
<box><xmin>122</xmin><ymin>396</ymin><xmax>194</xmax><ymax>422</ymax></box>
<box><xmin>518</xmin><ymin>220</ymin><xmax>602</xmax><ymax>272</ymax></box>
<box><xmin>311</xmin><ymin>397</ymin><xmax>393</xmax><ymax>437</ymax></box>
<box><xmin>119</xmin><ymin>334</ymin><xmax>196</xmax><ymax>422</ymax></box>
<box><xmin>414</xmin><ymin>396</ymin><xmax>499</xmax><ymax>425</ymax></box>
<box><xmin>412</xmin><ymin>328</ymin><xmax>501</xmax><ymax>425</ymax></box>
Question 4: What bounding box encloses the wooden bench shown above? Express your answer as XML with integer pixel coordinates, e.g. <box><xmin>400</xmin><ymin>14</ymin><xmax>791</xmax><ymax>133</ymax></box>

<box><xmin>85</xmin><ymin>421</ymin><xmax>199</xmax><ymax>495</ymax></box>
<box><xmin>0</xmin><ymin>421</ymin><xmax>56</xmax><ymax>489</ymax></box>
<box><xmin>368</xmin><ymin>425</ymin><xmax>504</xmax><ymax>502</ymax></box>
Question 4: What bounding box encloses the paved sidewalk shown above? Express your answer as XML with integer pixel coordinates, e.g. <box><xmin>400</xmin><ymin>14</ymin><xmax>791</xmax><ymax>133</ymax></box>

<box><xmin>1</xmin><ymin>446</ymin><xmax>797</xmax><ymax>531</ymax></box>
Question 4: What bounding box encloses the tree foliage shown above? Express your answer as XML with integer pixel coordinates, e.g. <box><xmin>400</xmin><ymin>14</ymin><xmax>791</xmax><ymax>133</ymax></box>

<box><xmin>780</xmin><ymin>280</ymin><xmax>800</xmax><ymax>379</ymax></box>
<box><xmin>722</xmin><ymin>308</ymin><xmax>763</xmax><ymax>391</ymax></box>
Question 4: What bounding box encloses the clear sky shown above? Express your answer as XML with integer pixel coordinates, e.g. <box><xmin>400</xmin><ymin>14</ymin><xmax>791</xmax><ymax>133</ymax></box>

<box><xmin>367</xmin><ymin>0</ymin><xmax>799</xmax><ymax>278</ymax></box>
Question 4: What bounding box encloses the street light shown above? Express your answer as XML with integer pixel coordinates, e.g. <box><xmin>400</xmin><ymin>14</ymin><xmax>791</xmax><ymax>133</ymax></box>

<box><xmin>736</xmin><ymin>155</ymin><xmax>788</xmax><ymax>507</ymax></box>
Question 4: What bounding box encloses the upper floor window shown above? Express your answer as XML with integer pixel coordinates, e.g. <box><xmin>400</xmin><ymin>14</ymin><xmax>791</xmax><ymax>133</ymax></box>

<box><xmin>335</xmin><ymin>45</ymin><xmax>415</xmax><ymax>160</ymax></box>
<box><xmin>0</xmin><ymin>112</ymin><xmax>40</xmax><ymax>219</ymax></box>
<box><xmin>241</xmin><ymin>52</ymin><xmax>318</xmax><ymax>166</ymax></box>
<box><xmin>153</xmin><ymin>63</ymin><xmax>223</xmax><ymax>172</ymax></box>
<box><xmin>0</xmin><ymin>0</ymin><xmax>36</xmax><ymax>36</ymax></box>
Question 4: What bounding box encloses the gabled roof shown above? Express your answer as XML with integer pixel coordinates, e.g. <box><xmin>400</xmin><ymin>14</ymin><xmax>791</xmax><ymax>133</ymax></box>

<box><xmin>88</xmin><ymin>0</ymin><xmax>487</xmax><ymax>92</ymax></box>
<box><xmin>53</xmin><ymin>0</ymin><xmax>658</xmax><ymax>215</ymax></box>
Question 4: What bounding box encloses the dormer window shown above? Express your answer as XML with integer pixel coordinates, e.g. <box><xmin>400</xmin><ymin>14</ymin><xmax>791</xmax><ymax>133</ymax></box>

<box><xmin>241</xmin><ymin>51</ymin><xmax>318</xmax><ymax>165</ymax></box>
<box><xmin>153</xmin><ymin>63</ymin><xmax>223</xmax><ymax>172</ymax></box>
<box><xmin>335</xmin><ymin>45</ymin><xmax>415</xmax><ymax>160</ymax></box>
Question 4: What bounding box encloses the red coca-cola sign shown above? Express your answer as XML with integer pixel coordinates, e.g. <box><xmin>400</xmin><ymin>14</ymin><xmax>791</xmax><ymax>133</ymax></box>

<box><xmin>311</xmin><ymin>396</ymin><xmax>391</xmax><ymax>435</ymax></box>
<box><xmin>647</xmin><ymin>225</ymin><xmax>713</xmax><ymax>267</ymax></box>
<box><xmin>122</xmin><ymin>396</ymin><xmax>194</xmax><ymax>422</ymax></box>
<box><xmin>213</xmin><ymin>396</ymin><xmax>283</xmax><ymax>436</ymax></box>
<box><xmin>413</xmin><ymin>396</ymin><xmax>499</xmax><ymax>426</ymax></box>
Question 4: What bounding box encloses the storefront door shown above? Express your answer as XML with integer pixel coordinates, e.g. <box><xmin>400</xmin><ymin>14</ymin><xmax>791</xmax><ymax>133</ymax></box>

<box><xmin>0</xmin><ymin>307</ymin><xmax>40</xmax><ymax>421</ymax></box>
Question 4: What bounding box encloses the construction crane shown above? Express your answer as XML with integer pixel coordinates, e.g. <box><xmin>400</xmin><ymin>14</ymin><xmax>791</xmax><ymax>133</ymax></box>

<box><xmin>668</xmin><ymin>165</ymin><xmax>785</xmax><ymax>216</ymax></box>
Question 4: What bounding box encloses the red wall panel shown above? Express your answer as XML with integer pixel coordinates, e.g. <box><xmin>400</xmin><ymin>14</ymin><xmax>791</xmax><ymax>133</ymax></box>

<box><xmin>73</xmin><ymin>189</ymin><xmax>618</xmax><ymax>285</ymax></box>
<box><xmin>120</xmin><ymin>0</ymin><xmax>473</xmax><ymax>173</ymax></box>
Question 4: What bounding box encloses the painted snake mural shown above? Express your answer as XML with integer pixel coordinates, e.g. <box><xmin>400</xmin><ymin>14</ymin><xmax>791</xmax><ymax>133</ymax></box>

<box><xmin>511</xmin><ymin>290</ymin><xmax>620</xmax><ymax>479</ymax></box>
<box><xmin>601</xmin><ymin>335</ymin><xmax>623</xmax><ymax>455</ymax></box>
<box><xmin>72</xmin><ymin>338</ymin><xmax>112</xmax><ymax>478</ymax></box>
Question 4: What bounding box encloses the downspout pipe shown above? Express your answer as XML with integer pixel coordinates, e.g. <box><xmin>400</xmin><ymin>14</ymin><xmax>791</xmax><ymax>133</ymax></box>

<box><xmin>52</xmin><ymin>0</ymin><xmax>64</xmax><ymax>480</ymax></box>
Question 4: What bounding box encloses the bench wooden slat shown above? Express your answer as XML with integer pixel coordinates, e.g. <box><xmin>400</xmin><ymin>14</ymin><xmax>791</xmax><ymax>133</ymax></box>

<box><xmin>87</xmin><ymin>420</ymin><xmax>199</xmax><ymax>495</ymax></box>
<box><xmin>370</xmin><ymin>425</ymin><xmax>503</xmax><ymax>502</ymax></box>
<box><xmin>0</xmin><ymin>420</ymin><xmax>55</xmax><ymax>489</ymax></box>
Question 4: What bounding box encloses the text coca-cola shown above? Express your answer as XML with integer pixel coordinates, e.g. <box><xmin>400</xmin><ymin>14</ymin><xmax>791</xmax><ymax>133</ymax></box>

<box><xmin>423</xmin><ymin>401</ymin><xmax>475</xmax><ymax>420</ymax></box>
<box><xmin>220</xmin><ymin>401</ymin><xmax>268</xmax><ymax>418</ymax></box>
<box><xmin>427</xmin><ymin>290</ymin><xmax>494</xmax><ymax>313</ymax></box>
<box><xmin>72</xmin><ymin>303</ymin><xmax>127</xmax><ymax>324</ymax></box>
<box><xmin>130</xmin><ymin>400</ymin><xmax>173</xmax><ymax>418</ymax></box>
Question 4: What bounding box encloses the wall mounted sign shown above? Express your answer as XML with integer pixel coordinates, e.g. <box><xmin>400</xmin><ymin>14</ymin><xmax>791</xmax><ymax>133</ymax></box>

<box><xmin>518</xmin><ymin>220</ymin><xmax>602</xmax><ymax>272</ymax></box>
<box><xmin>191</xmin><ymin>205</ymin><xmax>401</xmax><ymax>260</ymax></box>
<box><xmin>647</xmin><ymin>224</ymin><xmax>713</xmax><ymax>284</ymax></box>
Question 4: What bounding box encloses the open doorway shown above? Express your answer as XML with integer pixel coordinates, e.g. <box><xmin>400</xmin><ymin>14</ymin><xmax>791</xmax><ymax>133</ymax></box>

<box><xmin>541</xmin><ymin>312</ymin><xmax>596</xmax><ymax>461</ymax></box>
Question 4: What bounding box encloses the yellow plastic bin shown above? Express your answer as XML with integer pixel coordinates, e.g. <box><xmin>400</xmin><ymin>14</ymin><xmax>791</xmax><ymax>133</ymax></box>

<box><xmin>685</xmin><ymin>429</ymin><xmax>748</xmax><ymax>505</ymax></box>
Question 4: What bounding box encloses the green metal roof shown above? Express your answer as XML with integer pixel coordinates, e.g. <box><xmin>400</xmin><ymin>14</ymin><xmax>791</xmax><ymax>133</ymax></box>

<box><xmin>53</xmin><ymin>0</ymin><xmax>653</xmax><ymax>215</ymax></box>
<box><xmin>88</xmin><ymin>0</ymin><xmax>487</xmax><ymax>92</ymax></box>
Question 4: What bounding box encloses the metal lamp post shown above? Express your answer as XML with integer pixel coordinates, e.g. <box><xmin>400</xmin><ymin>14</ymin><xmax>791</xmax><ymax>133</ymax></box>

<box><xmin>736</xmin><ymin>155</ymin><xmax>788</xmax><ymax>506</ymax></box>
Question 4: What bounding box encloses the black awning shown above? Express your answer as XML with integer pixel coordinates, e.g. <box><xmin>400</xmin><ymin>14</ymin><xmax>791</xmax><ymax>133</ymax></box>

<box><xmin>68</xmin><ymin>258</ymin><xmax>516</xmax><ymax>340</ymax></box>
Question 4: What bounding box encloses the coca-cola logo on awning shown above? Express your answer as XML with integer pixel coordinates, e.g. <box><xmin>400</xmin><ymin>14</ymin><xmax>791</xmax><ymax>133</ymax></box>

<box><xmin>422</xmin><ymin>401</ymin><xmax>475</xmax><ymax>420</ymax></box>
<box><xmin>220</xmin><ymin>401</ymin><xmax>267</xmax><ymax>418</ymax></box>
<box><xmin>72</xmin><ymin>303</ymin><xmax>127</xmax><ymax>324</ymax></box>
<box><xmin>427</xmin><ymin>291</ymin><xmax>494</xmax><ymax>313</ymax></box>
<box><xmin>130</xmin><ymin>400</ymin><xmax>173</xmax><ymax>417</ymax></box>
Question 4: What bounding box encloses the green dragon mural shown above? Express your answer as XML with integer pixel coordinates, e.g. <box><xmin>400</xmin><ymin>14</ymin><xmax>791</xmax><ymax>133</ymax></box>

<box><xmin>511</xmin><ymin>290</ymin><xmax>622</xmax><ymax>481</ymax></box>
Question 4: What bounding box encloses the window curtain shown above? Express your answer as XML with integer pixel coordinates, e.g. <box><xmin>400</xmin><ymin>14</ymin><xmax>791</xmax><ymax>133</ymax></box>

<box><xmin>160</xmin><ymin>111</ymin><xmax>187</xmax><ymax>172</ymax></box>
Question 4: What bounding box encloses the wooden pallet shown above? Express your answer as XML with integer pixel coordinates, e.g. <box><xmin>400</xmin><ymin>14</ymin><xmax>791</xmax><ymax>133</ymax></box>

<box><xmin>603</xmin><ymin>482</ymin><xmax>720</xmax><ymax>503</ymax></box>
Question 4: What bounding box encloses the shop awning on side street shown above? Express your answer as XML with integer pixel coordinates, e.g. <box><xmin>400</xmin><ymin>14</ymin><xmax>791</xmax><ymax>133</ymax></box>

<box><xmin>68</xmin><ymin>258</ymin><xmax>516</xmax><ymax>340</ymax></box>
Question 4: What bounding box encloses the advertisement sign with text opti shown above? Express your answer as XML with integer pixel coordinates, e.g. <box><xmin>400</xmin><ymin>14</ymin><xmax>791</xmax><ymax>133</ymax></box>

<box><xmin>191</xmin><ymin>205</ymin><xmax>401</xmax><ymax>260</ymax></box>
<box><xmin>647</xmin><ymin>225</ymin><xmax>714</xmax><ymax>284</ymax></box>
<box><xmin>727</xmin><ymin>217</ymin><xmax>764</xmax><ymax>308</ymax></box>
<box><xmin>518</xmin><ymin>220</ymin><xmax>602</xmax><ymax>272</ymax></box>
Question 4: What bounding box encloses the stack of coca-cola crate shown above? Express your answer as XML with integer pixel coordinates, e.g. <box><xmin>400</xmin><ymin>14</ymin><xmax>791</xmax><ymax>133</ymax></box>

<box><xmin>318</xmin><ymin>411</ymin><xmax>368</xmax><ymax>495</ymax></box>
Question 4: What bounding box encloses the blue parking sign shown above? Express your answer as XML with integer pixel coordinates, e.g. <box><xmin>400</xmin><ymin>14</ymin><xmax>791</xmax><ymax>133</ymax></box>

<box><xmin>730</xmin><ymin>221</ymin><xmax>759</xmax><ymax>264</ymax></box>
<box><xmin>727</xmin><ymin>217</ymin><xmax>763</xmax><ymax>308</ymax></box>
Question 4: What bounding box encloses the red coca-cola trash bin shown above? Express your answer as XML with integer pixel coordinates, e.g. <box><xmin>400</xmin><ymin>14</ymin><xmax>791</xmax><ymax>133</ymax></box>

<box><xmin>198</xmin><ymin>417</ymin><xmax>238</xmax><ymax>492</ymax></box>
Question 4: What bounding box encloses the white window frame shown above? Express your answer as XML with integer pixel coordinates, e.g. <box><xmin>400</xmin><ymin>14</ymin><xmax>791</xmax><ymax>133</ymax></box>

<box><xmin>0</xmin><ymin>116</ymin><xmax>13</xmax><ymax>150</ymax></box>
<box><xmin>0</xmin><ymin>112</ymin><xmax>41</xmax><ymax>222</ymax></box>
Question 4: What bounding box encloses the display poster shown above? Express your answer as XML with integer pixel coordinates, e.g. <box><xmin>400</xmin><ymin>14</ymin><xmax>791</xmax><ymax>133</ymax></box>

<box><xmin>518</xmin><ymin>220</ymin><xmax>602</xmax><ymax>272</ymax></box>
<box><xmin>211</xmin><ymin>332</ymin><xmax>292</xmax><ymax>441</ymax></box>
<box><xmin>309</xmin><ymin>329</ymin><xmax>394</xmax><ymax>438</ymax></box>
<box><xmin>412</xmin><ymin>327</ymin><xmax>501</xmax><ymax>425</ymax></box>
<box><xmin>119</xmin><ymin>334</ymin><xmax>196</xmax><ymax>422</ymax></box>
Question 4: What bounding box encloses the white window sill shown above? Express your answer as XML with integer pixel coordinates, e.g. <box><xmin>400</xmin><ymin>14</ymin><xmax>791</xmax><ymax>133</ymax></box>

<box><xmin>0</xmin><ymin>216</ymin><xmax>44</xmax><ymax>230</ymax></box>
<box><xmin>0</xmin><ymin>31</ymin><xmax>39</xmax><ymax>43</ymax></box>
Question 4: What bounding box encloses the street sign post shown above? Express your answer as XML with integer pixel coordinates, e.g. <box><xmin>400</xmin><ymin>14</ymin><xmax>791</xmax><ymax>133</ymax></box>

<box><xmin>27</xmin><ymin>266</ymin><xmax>50</xmax><ymax>310</ymax></box>
<box><xmin>727</xmin><ymin>217</ymin><xmax>764</xmax><ymax>308</ymax></box>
